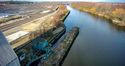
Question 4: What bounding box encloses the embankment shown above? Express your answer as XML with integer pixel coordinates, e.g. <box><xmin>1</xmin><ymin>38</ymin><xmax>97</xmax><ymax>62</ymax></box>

<box><xmin>7</xmin><ymin>5</ymin><xmax>70</xmax><ymax>49</ymax></box>
<box><xmin>61</xmin><ymin>11</ymin><xmax>70</xmax><ymax>22</ymax></box>
<box><xmin>71</xmin><ymin>2</ymin><xmax>125</xmax><ymax>27</ymax></box>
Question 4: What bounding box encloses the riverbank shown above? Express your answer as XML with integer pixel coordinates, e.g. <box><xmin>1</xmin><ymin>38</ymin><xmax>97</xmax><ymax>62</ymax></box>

<box><xmin>14</xmin><ymin>8</ymin><xmax>71</xmax><ymax>65</ymax></box>
<box><xmin>71</xmin><ymin>2</ymin><xmax>125</xmax><ymax>27</ymax></box>
<box><xmin>8</xmin><ymin>5</ymin><xmax>69</xmax><ymax>49</ymax></box>
<box><xmin>87</xmin><ymin>12</ymin><xmax>125</xmax><ymax>27</ymax></box>
<box><xmin>61</xmin><ymin>11</ymin><xmax>70</xmax><ymax>22</ymax></box>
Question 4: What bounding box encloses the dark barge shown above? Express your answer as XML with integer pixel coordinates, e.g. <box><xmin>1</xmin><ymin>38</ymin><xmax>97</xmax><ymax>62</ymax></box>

<box><xmin>40</xmin><ymin>27</ymin><xmax>79</xmax><ymax>66</ymax></box>
<box><xmin>14</xmin><ymin>24</ymin><xmax>66</xmax><ymax>66</ymax></box>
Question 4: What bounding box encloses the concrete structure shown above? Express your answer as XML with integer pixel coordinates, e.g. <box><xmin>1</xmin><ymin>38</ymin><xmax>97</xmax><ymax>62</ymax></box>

<box><xmin>6</xmin><ymin>31</ymin><xmax>29</xmax><ymax>43</ymax></box>
<box><xmin>0</xmin><ymin>31</ymin><xmax>20</xmax><ymax>66</ymax></box>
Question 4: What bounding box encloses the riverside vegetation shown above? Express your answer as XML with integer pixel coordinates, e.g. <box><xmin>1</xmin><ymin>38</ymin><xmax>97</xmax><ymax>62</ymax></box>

<box><xmin>72</xmin><ymin>2</ymin><xmax>125</xmax><ymax>27</ymax></box>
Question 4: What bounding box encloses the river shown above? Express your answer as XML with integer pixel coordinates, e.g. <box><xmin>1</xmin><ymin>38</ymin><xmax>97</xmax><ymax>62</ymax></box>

<box><xmin>62</xmin><ymin>6</ymin><xmax>125</xmax><ymax>66</ymax></box>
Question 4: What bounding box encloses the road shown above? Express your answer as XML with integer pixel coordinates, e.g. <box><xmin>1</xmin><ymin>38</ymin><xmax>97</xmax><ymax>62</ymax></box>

<box><xmin>0</xmin><ymin>10</ymin><xmax>55</xmax><ymax>32</ymax></box>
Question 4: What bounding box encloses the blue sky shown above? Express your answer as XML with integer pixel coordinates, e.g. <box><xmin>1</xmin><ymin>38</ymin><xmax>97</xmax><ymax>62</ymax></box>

<box><xmin>2</xmin><ymin>0</ymin><xmax>125</xmax><ymax>2</ymax></box>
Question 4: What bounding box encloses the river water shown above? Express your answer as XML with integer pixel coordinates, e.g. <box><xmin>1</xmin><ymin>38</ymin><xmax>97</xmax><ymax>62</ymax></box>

<box><xmin>63</xmin><ymin>6</ymin><xmax>125</xmax><ymax>66</ymax></box>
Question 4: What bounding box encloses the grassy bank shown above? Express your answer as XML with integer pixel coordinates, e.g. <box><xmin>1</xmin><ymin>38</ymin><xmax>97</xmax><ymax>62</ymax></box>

<box><xmin>72</xmin><ymin>2</ymin><xmax>125</xmax><ymax>27</ymax></box>
<box><xmin>61</xmin><ymin>10</ymin><xmax>70</xmax><ymax>22</ymax></box>
<box><xmin>51</xmin><ymin>5</ymin><xmax>69</xmax><ymax>25</ymax></box>
<box><xmin>9</xmin><ymin>5</ymin><xmax>69</xmax><ymax>49</ymax></box>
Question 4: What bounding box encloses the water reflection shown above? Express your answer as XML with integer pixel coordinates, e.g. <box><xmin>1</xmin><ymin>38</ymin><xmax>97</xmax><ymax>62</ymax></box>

<box><xmin>63</xmin><ymin>6</ymin><xmax>125</xmax><ymax>66</ymax></box>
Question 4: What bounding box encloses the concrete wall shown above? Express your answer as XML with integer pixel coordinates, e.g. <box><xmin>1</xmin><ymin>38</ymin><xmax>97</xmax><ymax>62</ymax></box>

<box><xmin>0</xmin><ymin>31</ymin><xmax>20</xmax><ymax>66</ymax></box>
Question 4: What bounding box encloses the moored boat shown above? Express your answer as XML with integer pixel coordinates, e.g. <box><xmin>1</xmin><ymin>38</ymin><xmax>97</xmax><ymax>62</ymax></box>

<box><xmin>41</xmin><ymin>27</ymin><xmax>79</xmax><ymax>66</ymax></box>
<box><xmin>14</xmin><ymin>24</ymin><xmax>66</xmax><ymax>66</ymax></box>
